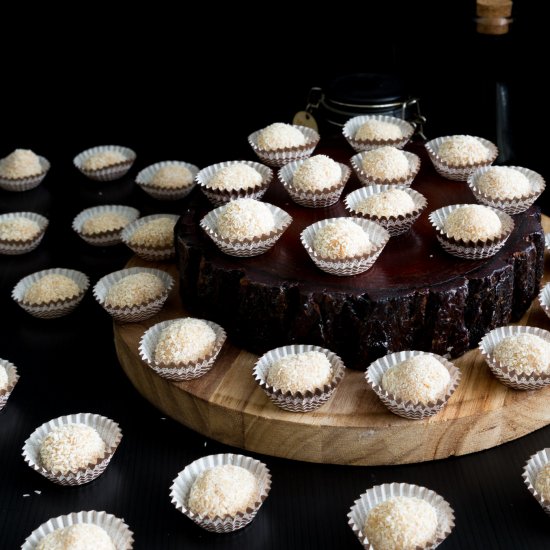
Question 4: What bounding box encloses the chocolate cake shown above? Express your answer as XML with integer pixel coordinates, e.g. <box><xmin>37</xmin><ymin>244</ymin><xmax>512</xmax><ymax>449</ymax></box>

<box><xmin>176</xmin><ymin>142</ymin><xmax>544</xmax><ymax>370</ymax></box>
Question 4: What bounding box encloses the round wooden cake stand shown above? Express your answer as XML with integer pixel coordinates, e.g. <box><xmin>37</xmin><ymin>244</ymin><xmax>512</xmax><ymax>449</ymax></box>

<box><xmin>115</xmin><ymin>218</ymin><xmax>550</xmax><ymax>466</ymax></box>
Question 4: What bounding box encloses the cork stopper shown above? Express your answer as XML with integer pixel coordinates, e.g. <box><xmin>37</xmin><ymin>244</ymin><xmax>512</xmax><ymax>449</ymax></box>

<box><xmin>476</xmin><ymin>0</ymin><xmax>513</xmax><ymax>35</ymax></box>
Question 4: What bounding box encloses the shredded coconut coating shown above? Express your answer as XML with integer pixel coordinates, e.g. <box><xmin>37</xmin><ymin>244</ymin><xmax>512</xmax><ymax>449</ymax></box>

<box><xmin>356</xmin><ymin>189</ymin><xmax>415</xmax><ymax>218</ymax></box>
<box><xmin>208</xmin><ymin>163</ymin><xmax>263</xmax><ymax>191</ymax></box>
<box><xmin>151</xmin><ymin>165</ymin><xmax>194</xmax><ymax>188</ymax></box>
<box><xmin>81</xmin><ymin>212</ymin><xmax>130</xmax><ymax>235</ymax></box>
<box><xmin>535</xmin><ymin>463</ymin><xmax>550</xmax><ymax>501</ymax></box>
<box><xmin>493</xmin><ymin>333</ymin><xmax>550</xmax><ymax>375</ymax></box>
<box><xmin>313</xmin><ymin>219</ymin><xmax>372</xmax><ymax>259</ymax></box>
<box><xmin>0</xmin><ymin>218</ymin><xmax>40</xmax><ymax>241</ymax></box>
<box><xmin>355</xmin><ymin>120</ymin><xmax>403</xmax><ymax>141</ymax></box>
<box><xmin>24</xmin><ymin>274</ymin><xmax>80</xmax><ymax>304</ymax></box>
<box><xmin>0</xmin><ymin>149</ymin><xmax>42</xmax><ymax>178</ymax></box>
<box><xmin>82</xmin><ymin>150</ymin><xmax>127</xmax><ymax>171</ymax></box>
<box><xmin>257</xmin><ymin>123</ymin><xmax>306</xmax><ymax>151</ymax></box>
<box><xmin>215</xmin><ymin>199</ymin><xmax>275</xmax><ymax>241</ymax></box>
<box><xmin>364</xmin><ymin>496</ymin><xmax>438</xmax><ymax>550</ymax></box>
<box><xmin>187</xmin><ymin>464</ymin><xmax>259</xmax><ymax>517</ymax></box>
<box><xmin>476</xmin><ymin>166</ymin><xmax>531</xmax><ymax>199</ymax></box>
<box><xmin>381</xmin><ymin>354</ymin><xmax>451</xmax><ymax>404</ymax></box>
<box><xmin>292</xmin><ymin>155</ymin><xmax>342</xmax><ymax>191</ymax></box>
<box><xmin>129</xmin><ymin>217</ymin><xmax>176</xmax><ymax>248</ymax></box>
<box><xmin>155</xmin><ymin>318</ymin><xmax>217</xmax><ymax>364</ymax></box>
<box><xmin>0</xmin><ymin>365</ymin><xmax>8</xmax><ymax>391</ymax></box>
<box><xmin>361</xmin><ymin>146</ymin><xmax>410</xmax><ymax>180</ymax></box>
<box><xmin>443</xmin><ymin>204</ymin><xmax>502</xmax><ymax>241</ymax></box>
<box><xmin>437</xmin><ymin>136</ymin><xmax>490</xmax><ymax>166</ymax></box>
<box><xmin>105</xmin><ymin>273</ymin><xmax>165</xmax><ymax>308</ymax></box>
<box><xmin>37</xmin><ymin>523</ymin><xmax>115</xmax><ymax>550</ymax></box>
<box><xmin>39</xmin><ymin>423</ymin><xmax>106</xmax><ymax>474</ymax></box>
<box><xmin>266</xmin><ymin>351</ymin><xmax>332</xmax><ymax>393</ymax></box>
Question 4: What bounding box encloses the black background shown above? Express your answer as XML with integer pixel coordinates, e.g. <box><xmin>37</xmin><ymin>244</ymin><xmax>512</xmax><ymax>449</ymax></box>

<box><xmin>2</xmin><ymin>2</ymin><xmax>550</xmax><ymax>548</ymax></box>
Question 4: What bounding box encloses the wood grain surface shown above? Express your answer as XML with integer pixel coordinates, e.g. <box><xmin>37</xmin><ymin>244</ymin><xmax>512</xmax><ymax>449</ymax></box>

<box><xmin>115</xmin><ymin>217</ymin><xmax>550</xmax><ymax>466</ymax></box>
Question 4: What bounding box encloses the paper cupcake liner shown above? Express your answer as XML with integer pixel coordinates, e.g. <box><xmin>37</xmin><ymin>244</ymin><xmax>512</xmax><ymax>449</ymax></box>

<box><xmin>12</xmin><ymin>268</ymin><xmax>89</xmax><ymax>319</ymax></box>
<box><xmin>139</xmin><ymin>318</ymin><xmax>227</xmax><ymax>381</ymax></box>
<box><xmin>22</xmin><ymin>510</ymin><xmax>134</xmax><ymax>550</ymax></box>
<box><xmin>539</xmin><ymin>283</ymin><xmax>550</xmax><ymax>322</ymax></box>
<box><xmin>0</xmin><ymin>156</ymin><xmax>50</xmax><ymax>192</ymax></box>
<box><xmin>0</xmin><ymin>359</ymin><xmax>19</xmax><ymax>412</ymax></box>
<box><xmin>136</xmin><ymin>160</ymin><xmax>199</xmax><ymax>201</ymax></box>
<box><xmin>350</xmin><ymin>150</ymin><xmax>420</xmax><ymax>187</ymax></box>
<box><xmin>345</xmin><ymin>185</ymin><xmax>427</xmax><ymax>237</ymax></box>
<box><xmin>425</xmin><ymin>136</ymin><xmax>498</xmax><ymax>181</ymax></box>
<box><xmin>121</xmin><ymin>213</ymin><xmax>179</xmax><ymax>261</ymax></box>
<box><xmin>0</xmin><ymin>211</ymin><xmax>49</xmax><ymax>255</ymax></box>
<box><xmin>195</xmin><ymin>160</ymin><xmax>273</xmax><ymax>207</ymax></box>
<box><xmin>73</xmin><ymin>145</ymin><xmax>136</xmax><ymax>181</ymax></box>
<box><xmin>479</xmin><ymin>325</ymin><xmax>550</xmax><ymax>390</ymax></box>
<box><xmin>277</xmin><ymin>160</ymin><xmax>351</xmax><ymax>208</ymax></box>
<box><xmin>523</xmin><ymin>448</ymin><xmax>550</xmax><ymax>515</ymax></box>
<box><xmin>72</xmin><ymin>205</ymin><xmax>140</xmax><ymax>246</ymax></box>
<box><xmin>366</xmin><ymin>350</ymin><xmax>461</xmax><ymax>420</ymax></box>
<box><xmin>348</xmin><ymin>483</ymin><xmax>455</xmax><ymax>549</ymax></box>
<box><xmin>170</xmin><ymin>453</ymin><xmax>271</xmax><ymax>533</ymax></box>
<box><xmin>253</xmin><ymin>344</ymin><xmax>346</xmax><ymax>412</ymax></box>
<box><xmin>545</xmin><ymin>233</ymin><xmax>550</xmax><ymax>252</ymax></box>
<box><xmin>342</xmin><ymin>115</ymin><xmax>414</xmax><ymax>153</ymax></box>
<box><xmin>200</xmin><ymin>202</ymin><xmax>292</xmax><ymax>258</ymax></box>
<box><xmin>22</xmin><ymin>412</ymin><xmax>122</xmax><ymax>486</ymax></box>
<box><xmin>429</xmin><ymin>204</ymin><xmax>514</xmax><ymax>259</ymax></box>
<box><xmin>93</xmin><ymin>267</ymin><xmax>174</xmax><ymax>323</ymax></box>
<box><xmin>248</xmin><ymin>125</ymin><xmax>320</xmax><ymax>167</ymax></box>
<box><xmin>300</xmin><ymin>217</ymin><xmax>390</xmax><ymax>276</ymax></box>
<box><xmin>468</xmin><ymin>165</ymin><xmax>545</xmax><ymax>214</ymax></box>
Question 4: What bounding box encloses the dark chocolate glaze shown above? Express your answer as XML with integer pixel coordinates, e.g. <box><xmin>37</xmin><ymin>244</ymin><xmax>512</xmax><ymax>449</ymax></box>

<box><xmin>176</xmin><ymin>142</ymin><xmax>544</xmax><ymax>369</ymax></box>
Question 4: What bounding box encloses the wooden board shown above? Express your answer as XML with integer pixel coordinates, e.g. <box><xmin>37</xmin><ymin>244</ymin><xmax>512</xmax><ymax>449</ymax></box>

<box><xmin>114</xmin><ymin>217</ymin><xmax>550</xmax><ymax>466</ymax></box>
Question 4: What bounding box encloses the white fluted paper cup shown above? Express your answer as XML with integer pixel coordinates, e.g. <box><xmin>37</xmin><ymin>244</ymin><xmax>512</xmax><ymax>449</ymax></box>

<box><xmin>74</xmin><ymin>145</ymin><xmax>136</xmax><ymax>181</ymax></box>
<box><xmin>350</xmin><ymin>150</ymin><xmax>420</xmax><ymax>187</ymax></box>
<box><xmin>170</xmin><ymin>453</ymin><xmax>271</xmax><ymax>533</ymax></box>
<box><xmin>72</xmin><ymin>205</ymin><xmax>140</xmax><ymax>246</ymax></box>
<box><xmin>139</xmin><ymin>318</ymin><xmax>226</xmax><ymax>381</ymax></box>
<box><xmin>121</xmin><ymin>213</ymin><xmax>179</xmax><ymax>261</ymax></box>
<box><xmin>0</xmin><ymin>212</ymin><xmax>48</xmax><ymax>255</ymax></box>
<box><xmin>12</xmin><ymin>268</ymin><xmax>89</xmax><ymax>319</ymax></box>
<box><xmin>545</xmin><ymin>233</ymin><xmax>550</xmax><ymax>252</ymax></box>
<box><xmin>22</xmin><ymin>412</ymin><xmax>122</xmax><ymax>486</ymax></box>
<box><xmin>539</xmin><ymin>283</ymin><xmax>550</xmax><ymax>322</ymax></box>
<box><xmin>523</xmin><ymin>448</ymin><xmax>550</xmax><ymax>516</ymax></box>
<box><xmin>136</xmin><ymin>160</ymin><xmax>199</xmax><ymax>201</ymax></box>
<box><xmin>343</xmin><ymin>115</ymin><xmax>414</xmax><ymax>153</ymax></box>
<box><xmin>0</xmin><ymin>359</ymin><xmax>19</xmax><ymax>412</ymax></box>
<box><xmin>0</xmin><ymin>155</ymin><xmax>50</xmax><ymax>192</ymax></box>
<box><xmin>22</xmin><ymin>510</ymin><xmax>134</xmax><ymax>549</ymax></box>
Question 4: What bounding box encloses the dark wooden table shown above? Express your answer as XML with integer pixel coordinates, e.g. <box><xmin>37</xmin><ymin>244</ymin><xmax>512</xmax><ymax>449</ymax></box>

<box><xmin>1</xmin><ymin>150</ymin><xmax>550</xmax><ymax>549</ymax></box>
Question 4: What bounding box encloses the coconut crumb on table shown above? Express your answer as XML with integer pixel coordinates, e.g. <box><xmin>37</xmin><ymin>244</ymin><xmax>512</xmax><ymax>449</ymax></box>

<box><xmin>24</xmin><ymin>274</ymin><xmax>80</xmax><ymax>304</ymax></box>
<box><xmin>39</xmin><ymin>423</ymin><xmax>106</xmax><ymax>474</ymax></box>
<box><xmin>476</xmin><ymin>166</ymin><xmax>531</xmax><ymax>199</ymax></box>
<box><xmin>360</xmin><ymin>146</ymin><xmax>410</xmax><ymax>181</ymax></box>
<box><xmin>356</xmin><ymin>189</ymin><xmax>415</xmax><ymax>218</ymax></box>
<box><xmin>187</xmin><ymin>464</ymin><xmax>259</xmax><ymax>517</ymax></box>
<box><xmin>155</xmin><ymin>318</ymin><xmax>217</xmax><ymax>364</ymax></box>
<box><xmin>257</xmin><ymin>123</ymin><xmax>306</xmax><ymax>151</ymax></box>
<box><xmin>208</xmin><ymin>164</ymin><xmax>263</xmax><ymax>191</ymax></box>
<box><xmin>82</xmin><ymin>150</ymin><xmax>127</xmax><ymax>171</ymax></box>
<box><xmin>437</xmin><ymin>136</ymin><xmax>489</xmax><ymax>166</ymax></box>
<box><xmin>381</xmin><ymin>354</ymin><xmax>451</xmax><ymax>404</ymax></box>
<box><xmin>313</xmin><ymin>219</ymin><xmax>372</xmax><ymax>259</ymax></box>
<box><xmin>493</xmin><ymin>333</ymin><xmax>550</xmax><ymax>375</ymax></box>
<box><xmin>0</xmin><ymin>149</ymin><xmax>42</xmax><ymax>178</ymax></box>
<box><xmin>363</xmin><ymin>496</ymin><xmax>438</xmax><ymax>550</ymax></box>
<box><xmin>37</xmin><ymin>523</ymin><xmax>115</xmax><ymax>550</ymax></box>
<box><xmin>151</xmin><ymin>165</ymin><xmax>194</xmax><ymax>188</ymax></box>
<box><xmin>129</xmin><ymin>217</ymin><xmax>176</xmax><ymax>248</ymax></box>
<box><xmin>105</xmin><ymin>273</ymin><xmax>165</xmax><ymax>308</ymax></box>
<box><xmin>0</xmin><ymin>218</ymin><xmax>40</xmax><ymax>241</ymax></box>
<box><xmin>267</xmin><ymin>351</ymin><xmax>332</xmax><ymax>393</ymax></box>
<box><xmin>81</xmin><ymin>212</ymin><xmax>130</xmax><ymax>235</ymax></box>
<box><xmin>355</xmin><ymin>120</ymin><xmax>403</xmax><ymax>141</ymax></box>
<box><xmin>0</xmin><ymin>364</ymin><xmax>8</xmax><ymax>391</ymax></box>
<box><xmin>443</xmin><ymin>204</ymin><xmax>502</xmax><ymax>241</ymax></box>
<box><xmin>215</xmin><ymin>199</ymin><xmax>275</xmax><ymax>241</ymax></box>
<box><xmin>535</xmin><ymin>463</ymin><xmax>550</xmax><ymax>501</ymax></box>
<box><xmin>292</xmin><ymin>155</ymin><xmax>341</xmax><ymax>191</ymax></box>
